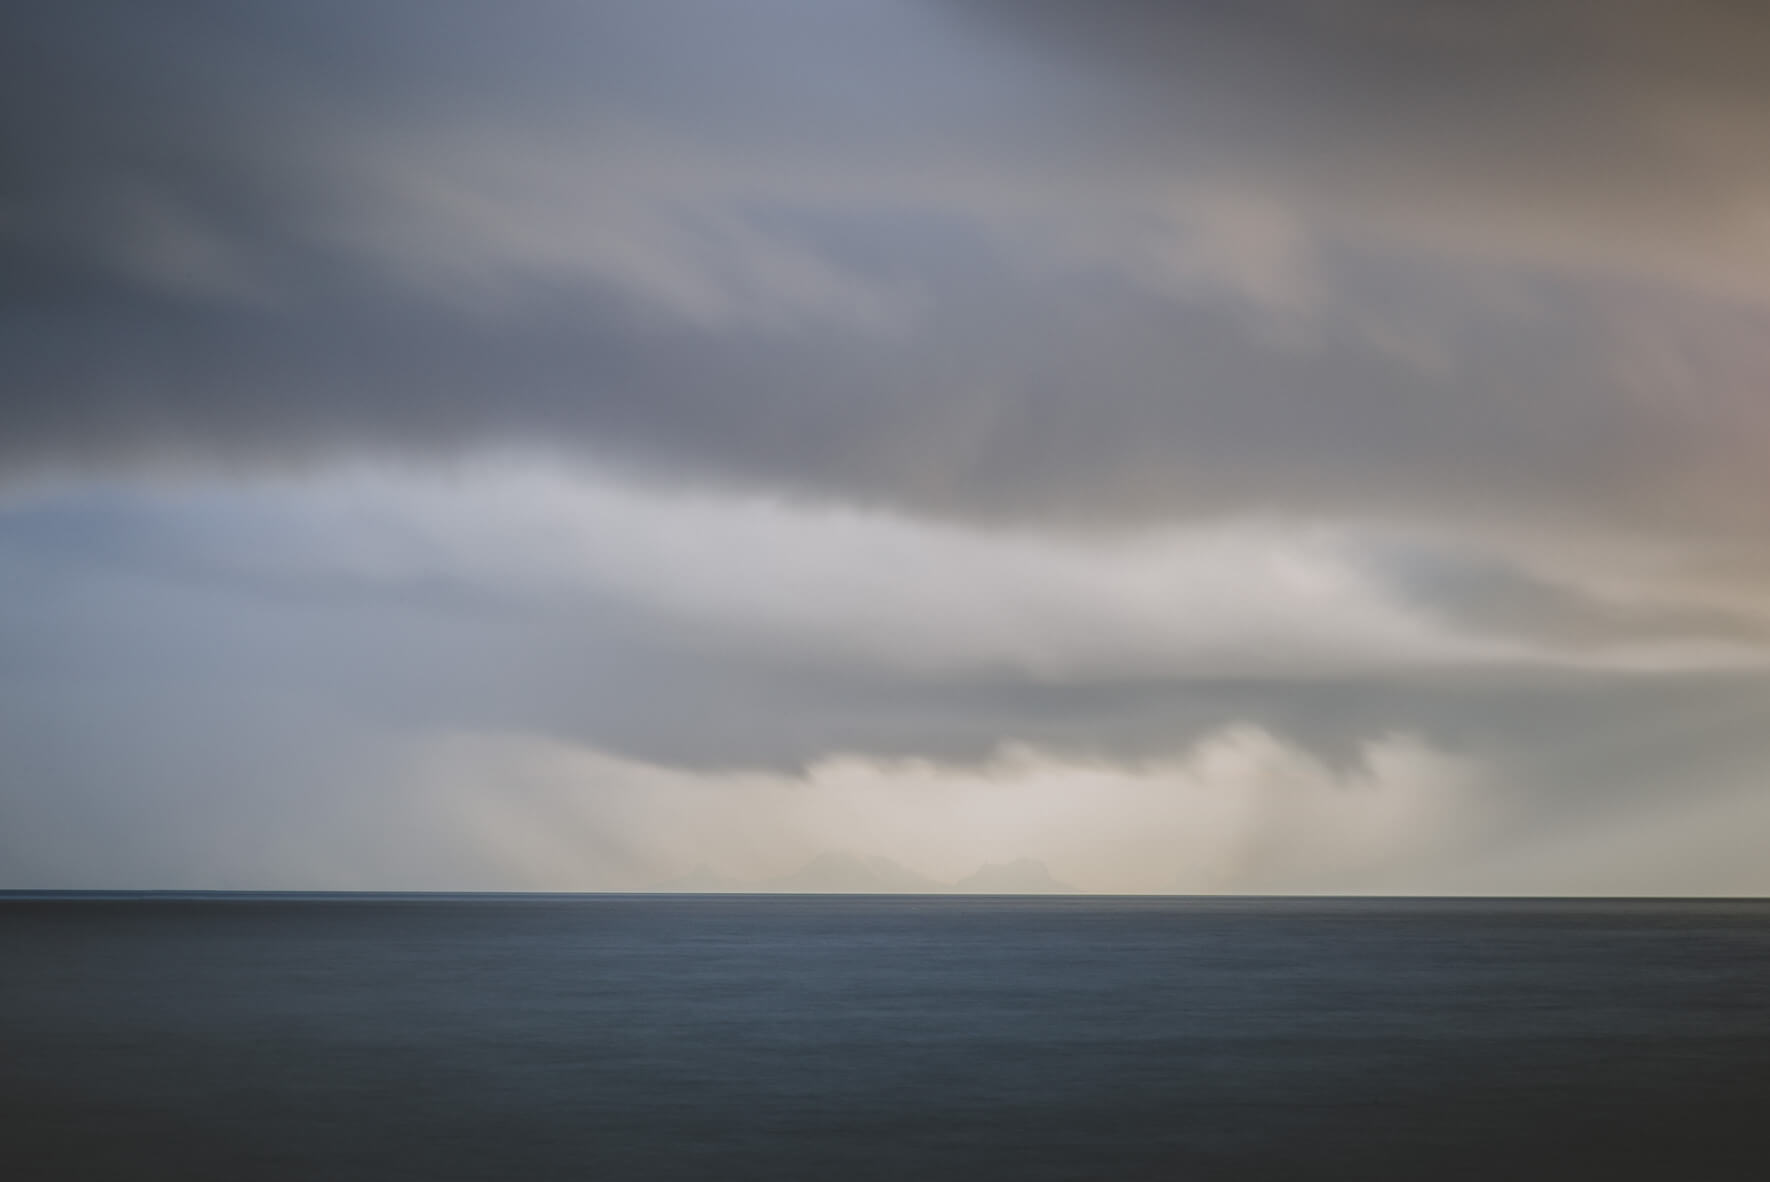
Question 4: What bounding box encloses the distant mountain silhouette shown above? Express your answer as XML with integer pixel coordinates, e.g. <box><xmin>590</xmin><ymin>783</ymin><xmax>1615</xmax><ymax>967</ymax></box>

<box><xmin>952</xmin><ymin>858</ymin><xmax>1076</xmax><ymax>894</ymax></box>
<box><xmin>649</xmin><ymin>863</ymin><xmax>739</xmax><ymax>892</ymax></box>
<box><xmin>763</xmin><ymin>851</ymin><xmax>943</xmax><ymax>893</ymax></box>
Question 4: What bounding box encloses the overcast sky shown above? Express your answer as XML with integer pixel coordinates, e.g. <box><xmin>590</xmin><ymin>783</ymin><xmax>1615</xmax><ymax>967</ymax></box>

<box><xmin>6</xmin><ymin>0</ymin><xmax>1770</xmax><ymax>893</ymax></box>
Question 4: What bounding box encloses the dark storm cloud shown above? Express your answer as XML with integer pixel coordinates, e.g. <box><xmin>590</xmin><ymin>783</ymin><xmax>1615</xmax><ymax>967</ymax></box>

<box><xmin>5</xmin><ymin>0</ymin><xmax>1769</xmax><ymax>547</ymax></box>
<box><xmin>950</xmin><ymin>0</ymin><xmax>1770</xmax><ymax>269</ymax></box>
<box><xmin>0</xmin><ymin>215</ymin><xmax>1608</xmax><ymax>528</ymax></box>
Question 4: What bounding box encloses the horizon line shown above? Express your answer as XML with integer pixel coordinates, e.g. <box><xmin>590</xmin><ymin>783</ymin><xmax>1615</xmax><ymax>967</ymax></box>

<box><xmin>5</xmin><ymin>889</ymin><xmax>1769</xmax><ymax>902</ymax></box>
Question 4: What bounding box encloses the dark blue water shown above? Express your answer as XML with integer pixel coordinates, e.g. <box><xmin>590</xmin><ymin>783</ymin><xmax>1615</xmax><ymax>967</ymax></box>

<box><xmin>5</xmin><ymin>895</ymin><xmax>1769</xmax><ymax>1180</ymax></box>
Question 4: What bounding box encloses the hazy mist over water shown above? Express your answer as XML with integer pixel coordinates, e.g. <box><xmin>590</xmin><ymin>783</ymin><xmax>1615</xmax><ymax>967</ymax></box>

<box><xmin>6</xmin><ymin>894</ymin><xmax>1770</xmax><ymax>1181</ymax></box>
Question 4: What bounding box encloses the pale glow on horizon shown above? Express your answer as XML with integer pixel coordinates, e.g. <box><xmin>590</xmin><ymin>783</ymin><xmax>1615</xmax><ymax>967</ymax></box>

<box><xmin>409</xmin><ymin>725</ymin><xmax>1485</xmax><ymax>895</ymax></box>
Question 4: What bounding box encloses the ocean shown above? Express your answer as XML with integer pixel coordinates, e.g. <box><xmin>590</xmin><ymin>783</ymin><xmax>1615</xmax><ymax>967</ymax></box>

<box><xmin>4</xmin><ymin>895</ymin><xmax>1768</xmax><ymax>1180</ymax></box>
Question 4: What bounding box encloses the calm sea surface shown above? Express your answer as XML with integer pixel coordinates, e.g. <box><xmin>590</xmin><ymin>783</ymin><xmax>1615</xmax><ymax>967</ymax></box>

<box><xmin>4</xmin><ymin>895</ymin><xmax>1769</xmax><ymax>1180</ymax></box>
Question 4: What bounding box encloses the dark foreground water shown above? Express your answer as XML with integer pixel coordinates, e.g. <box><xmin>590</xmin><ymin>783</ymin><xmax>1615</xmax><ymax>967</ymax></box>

<box><xmin>5</xmin><ymin>896</ymin><xmax>1770</xmax><ymax>1181</ymax></box>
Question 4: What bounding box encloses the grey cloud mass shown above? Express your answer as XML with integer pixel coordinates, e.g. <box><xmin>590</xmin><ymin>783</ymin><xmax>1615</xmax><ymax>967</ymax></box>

<box><xmin>5</xmin><ymin>1</ymin><xmax>1770</xmax><ymax>891</ymax></box>
<box><xmin>6</xmin><ymin>1</ymin><xmax>1768</xmax><ymax>538</ymax></box>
